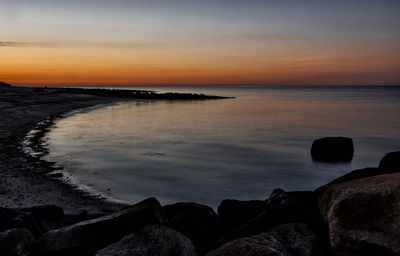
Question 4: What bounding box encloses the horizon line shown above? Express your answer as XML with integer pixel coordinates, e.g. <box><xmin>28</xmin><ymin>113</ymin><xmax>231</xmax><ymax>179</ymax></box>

<box><xmin>10</xmin><ymin>83</ymin><xmax>400</xmax><ymax>88</ymax></box>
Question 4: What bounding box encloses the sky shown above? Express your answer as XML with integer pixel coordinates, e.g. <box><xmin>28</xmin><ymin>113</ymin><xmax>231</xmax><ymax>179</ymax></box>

<box><xmin>1</xmin><ymin>0</ymin><xmax>399</xmax><ymax>86</ymax></box>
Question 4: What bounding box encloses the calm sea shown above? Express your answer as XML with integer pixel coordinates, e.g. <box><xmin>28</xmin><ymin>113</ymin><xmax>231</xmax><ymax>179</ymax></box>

<box><xmin>44</xmin><ymin>86</ymin><xmax>400</xmax><ymax>207</ymax></box>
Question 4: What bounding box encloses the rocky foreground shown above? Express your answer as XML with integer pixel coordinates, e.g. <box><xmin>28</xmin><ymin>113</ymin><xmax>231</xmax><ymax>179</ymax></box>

<box><xmin>1</xmin><ymin>151</ymin><xmax>399</xmax><ymax>256</ymax></box>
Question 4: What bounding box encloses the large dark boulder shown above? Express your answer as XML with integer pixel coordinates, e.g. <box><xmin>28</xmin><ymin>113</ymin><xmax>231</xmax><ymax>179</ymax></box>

<box><xmin>0</xmin><ymin>228</ymin><xmax>35</xmax><ymax>256</ymax></box>
<box><xmin>208</xmin><ymin>189</ymin><xmax>329</xmax><ymax>253</ymax></box>
<box><xmin>217</xmin><ymin>199</ymin><xmax>265</xmax><ymax>230</ymax></box>
<box><xmin>36</xmin><ymin>198</ymin><xmax>163</xmax><ymax>256</ymax></box>
<box><xmin>311</xmin><ymin>137</ymin><xmax>354</xmax><ymax>162</ymax></box>
<box><xmin>207</xmin><ymin>223</ymin><xmax>319</xmax><ymax>256</ymax></box>
<box><xmin>0</xmin><ymin>205</ymin><xmax>64</xmax><ymax>237</ymax></box>
<box><xmin>317</xmin><ymin>172</ymin><xmax>400</xmax><ymax>256</ymax></box>
<box><xmin>95</xmin><ymin>225</ymin><xmax>197</xmax><ymax>256</ymax></box>
<box><xmin>163</xmin><ymin>202</ymin><xmax>222</xmax><ymax>252</ymax></box>
<box><xmin>379</xmin><ymin>151</ymin><xmax>400</xmax><ymax>168</ymax></box>
<box><xmin>57</xmin><ymin>213</ymin><xmax>105</xmax><ymax>228</ymax></box>
<box><xmin>20</xmin><ymin>205</ymin><xmax>64</xmax><ymax>223</ymax></box>
<box><xmin>316</xmin><ymin>167</ymin><xmax>399</xmax><ymax>189</ymax></box>
<box><xmin>20</xmin><ymin>205</ymin><xmax>64</xmax><ymax>233</ymax></box>
<box><xmin>0</xmin><ymin>207</ymin><xmax>42</xmax><ymax>238</ymax></box>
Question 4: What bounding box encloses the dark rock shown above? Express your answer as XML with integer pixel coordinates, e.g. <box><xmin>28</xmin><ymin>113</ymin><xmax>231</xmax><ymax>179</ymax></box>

<box><xmin>163</xmin><ymin>202</ymin><xmax>222</xmax><ymax>252</ymax></box>
<box><xmin>317</xmin><ymin>172</ymin><xmax>400</xmax><ymax>256</ymax></box>
<box><xmin>217</xmin><ymin>199</ymin><xmax>265</xmax><ymax>230</ymax></box>
<box><xmin>0</xmin><ymin>206</ymin><xmax>64</xmax><ymax>237</ymax></box>
<box><xmin>0</xmin><ymin>228</ymin><xmax>35</xmax><ymax>256</ymax></box>
<box><xmin>57</xmin><ymin>213</ymin><xmax>105</xmax><ymax>228</ymax></box>
<box><xmin>316</xmin><ymin>167</ymin><xmax>399</xmax><ymax>190</ymax></box>
<box><xmin>265</xmin><ymin>188</ymin><xmax>288</xmax><ymax>208</ymax></box>
<box><xmin>20</xmin><ymin>205</ymin><xmax>64</xmax><ymax>223</ymax></box>
<box><xmin>207</xmin><ymin>223</ymin><xmax>319</xmax><ymax>256</ymax></box>
<box><xmin>19</xmin><ymin>205</ymin><xmax>64</xmax><ymax>233</ymax></box>
<box><xmin>311</xmin><ymin>137</ymin><xmax>354</xmax><ymax>162</ymax></box>
<box><xmin>36</xmin><ymin>198</ymin><xmax>163</xmax><ymax>256</ymax></box>
<box><xmin>0</xmin><ymin>207</ymin><xmax>42</xmax><ymax>238</ymax></box>
<box><xmin>208</xmin><ymin>189</ymin><xmax>329</xmax><ymax>253</ymax></box>
<box><xmin>379</xmin><ymin>151</ymin><xmax>400</xmax><ymax>168</ymax></box>
<box><xmin>0</xmin><ymin>208</ymin><xmax>23</xmax><ymax>232</ymax></box>
<box><xmin>95</xmin><ymin>224</ymin><xmax>197</xmax><ymax>256</ymax></box>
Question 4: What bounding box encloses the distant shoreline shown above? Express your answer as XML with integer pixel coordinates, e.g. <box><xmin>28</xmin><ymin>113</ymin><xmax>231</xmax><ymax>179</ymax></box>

<box><xmin>10</xmin><ymin>83</ymin><xmax>400</xmax><ymax>88</ymax></box>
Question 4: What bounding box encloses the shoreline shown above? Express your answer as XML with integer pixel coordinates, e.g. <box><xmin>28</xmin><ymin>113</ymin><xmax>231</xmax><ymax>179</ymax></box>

<box><xmin>22</xmin><ymin>101</ymin><xmax>133</xmax><ymax>206</ymax></box>
<box><xmin>0</xmin><ymin>86</ymin><xmax>131</xmax><ymax>214</ymax></box>
<box><xmin>0</xmin><ymin>85</ymin><xmax>231</xmax><ymax>214</ymax></box>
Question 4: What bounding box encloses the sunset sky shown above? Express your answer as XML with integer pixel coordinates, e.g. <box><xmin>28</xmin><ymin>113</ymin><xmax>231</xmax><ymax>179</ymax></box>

<box><xmin>1</xmin><ymin>0</ymin><xmax>399</xmax><ymax>86</ymax></box>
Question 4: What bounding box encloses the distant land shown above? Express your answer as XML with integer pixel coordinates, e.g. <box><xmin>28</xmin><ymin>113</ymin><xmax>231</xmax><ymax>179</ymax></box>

<box><xmin>0</xmin><ymin>81</ymin><xmax>233</xmax><ymax>100</ymax></box>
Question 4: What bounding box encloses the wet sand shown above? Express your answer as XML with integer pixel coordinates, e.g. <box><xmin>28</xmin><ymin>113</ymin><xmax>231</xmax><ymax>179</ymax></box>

<box><xmin>0</xmin><ymin>86</ymin><xmax>128</xmax><ymax>214</ymax></box>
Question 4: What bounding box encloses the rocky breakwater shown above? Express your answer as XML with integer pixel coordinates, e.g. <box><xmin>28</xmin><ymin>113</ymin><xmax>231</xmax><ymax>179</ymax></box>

<box><xmin>1</xmin><ymin>152</ymin><xmax>399</xmax><ymax>256</ymax></box>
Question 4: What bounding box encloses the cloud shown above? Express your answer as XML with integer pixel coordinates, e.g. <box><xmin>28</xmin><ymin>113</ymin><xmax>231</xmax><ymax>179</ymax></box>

<box><xmin>290</xmin><ymin>55</ymin><xmax>335</xmax><ymax>64</ymax></box>
<box><xmin>0</xmin><ymin>41</ymin><xmax>157</xmax><ymax>49</ymax></box>
<box><xmin>80</xmin><ymin>42</ymin><xmax>157</xmax><ymax>49</ymax></box>
<box><xmin>0</xmin><ymin>41</ymin><xmax>57</xmax><ymax>47</ymax></box>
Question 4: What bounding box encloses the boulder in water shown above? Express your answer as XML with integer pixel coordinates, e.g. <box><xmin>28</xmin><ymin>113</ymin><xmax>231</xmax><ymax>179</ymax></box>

<box><xmin>379</xmin><ymin>151</ymin><xmax>400</xmax><ymax>168</ymax></box>
<box><xmin>311</xmin><ymin>137</ymin><xmax>354</xmax><ymax>162</ymax></box>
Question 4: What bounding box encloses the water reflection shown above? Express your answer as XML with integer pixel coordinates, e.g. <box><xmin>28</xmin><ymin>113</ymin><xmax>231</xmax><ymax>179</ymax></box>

<box><xmin>45</xmin><ymin>86</ymin><xmax>400</xmax><ymax>207</ymax></box>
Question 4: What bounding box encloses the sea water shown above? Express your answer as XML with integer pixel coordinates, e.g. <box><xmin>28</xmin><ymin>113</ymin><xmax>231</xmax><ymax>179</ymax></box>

<box><xmin>44</xmin><ymin>86</ymin><xmax>400</xmax><ymax>207</ymax></box>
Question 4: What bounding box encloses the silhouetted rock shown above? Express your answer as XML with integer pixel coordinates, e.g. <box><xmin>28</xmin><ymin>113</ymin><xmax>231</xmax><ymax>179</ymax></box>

<box><xmin>19</xmin><ymin>205</ymin><xmax>64</xmax><ymax>233</ymax></box>
<box><xmin>57</xmin><ymin>213</ymin><xmax>105</xmax><ymax>228</ymax></box>
<box><xmin>0</xmin><ymin>228</ymin><xmax>35</xmax><ymax>256</ymax></box>
<box><xmin>20</xmin><ymin>205</ymin><xmax>64</xmax><ymax>223</ymax></box>
<box><xmin>0</xmin><ymin>81</ymin><xmax>12</xmax><ymax>88</ymax></box>
<box><xmin>36</xmin><ymin>198</ymin><xmax>163</xmax><ymax>256</ymax></box>
<box><xmin>379</xmin><ymin>151</ymin><xmax>400</xmax><ymax>168</ymax></box>
<box><xmin>311</xmin><ymin>137</ymin><xmax>354</xmax><ymax>162</ymax></box>
<box><xmin>207</xmin><ymin>223</ymin><xmax>319</xmax><ymax>256</ymax></box>
<box><xmin>95</xmin><ymin>224</ymin><xmax>197</xmax><ymax>256</ymax></box>
<box><xmin>0</xmin><ymin>206</ymin><xmax>65</xmax><ymax>238</ymax></box>
<box><xmin>217</xmin><ymin>199</ymin><xmax>265</xmax><ymax>230</ymax></box>
<box><xmin>316</xmin><ymin>167</ymin><xmax>399</xmax><ymax>189</ymax></box>
<box><xmin>0</xmin><ymin>207</ymin><xmax>42</xmax><ymax>238</ymax></box>
<box><xmin>163</xmin><ymin>202</ymin><xmax>222</xmax><ymax>252</ymax></box>
<box><xmin>208</xmin><ymin>189</ymin><xmax>328</xmax><ymax>253</ymax></box>
<box><xmin>317</xmin><ymin>172</ymin><xmax>400</xmax><ymax>256</ymax></box>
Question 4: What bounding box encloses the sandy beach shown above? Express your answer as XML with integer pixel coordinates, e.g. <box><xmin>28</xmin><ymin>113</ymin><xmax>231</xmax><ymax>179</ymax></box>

<box><xmin>0</xmin><ymin>86</ymin><xmax>128</xmax><ymax>214</ymax></box>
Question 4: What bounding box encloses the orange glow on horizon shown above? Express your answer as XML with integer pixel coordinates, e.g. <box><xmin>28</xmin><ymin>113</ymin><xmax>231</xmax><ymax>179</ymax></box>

<box><xmin>1</xmin><ymin>41</ymin><xmax>399</xmax><ymax>86</ymax></box>
<box><xmin>1</xmin><ymin>1</ymin><xmax>399</xmax><ymax>86</ymax></box>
